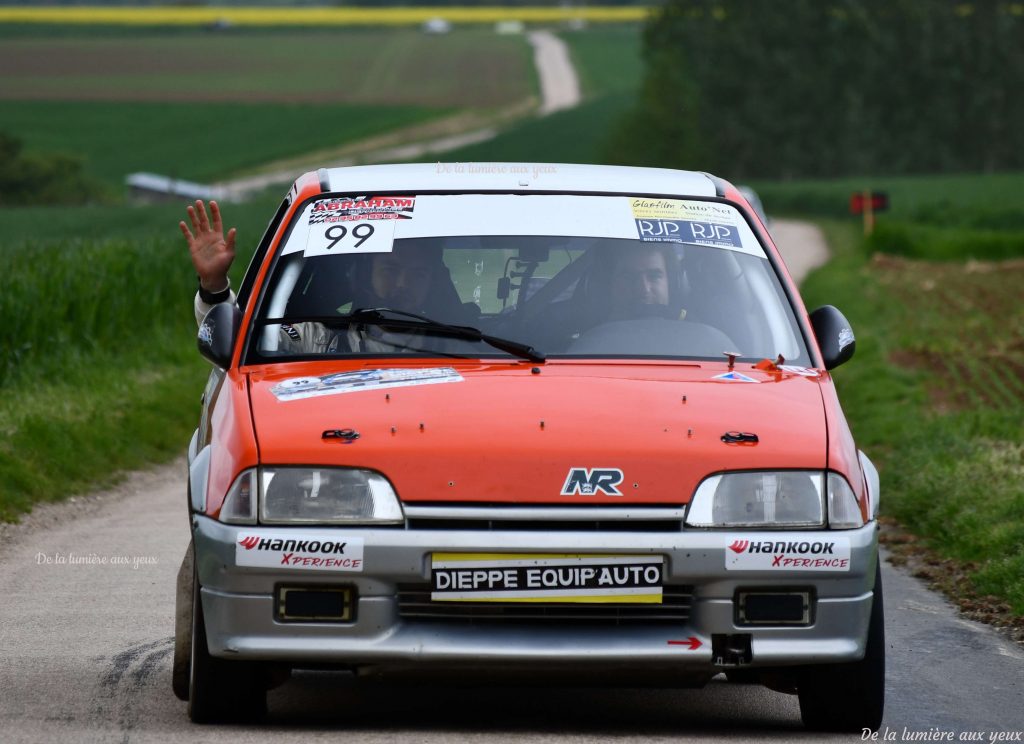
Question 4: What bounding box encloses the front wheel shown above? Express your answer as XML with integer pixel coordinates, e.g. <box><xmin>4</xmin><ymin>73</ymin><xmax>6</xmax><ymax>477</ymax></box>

<box><xmin>798</xmin><ymin>561</ymin><xmax>885</xmax><ymax>732</ymax></box>
<box><xmin>188</xmin><ymin>567</ymin><xmax>267</xmax><ymax>723</ymax></box>
<box><xmin>171</xmin><ymin>542</ymin><xmax>194</xmax><ymax>701</ymax></box>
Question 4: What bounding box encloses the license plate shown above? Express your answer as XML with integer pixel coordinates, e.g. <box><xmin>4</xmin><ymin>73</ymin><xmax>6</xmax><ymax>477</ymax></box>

<box><xmin>430</xmin><ymin>553</ymin><xmax>664</xmax><ymax>603</ymax></box>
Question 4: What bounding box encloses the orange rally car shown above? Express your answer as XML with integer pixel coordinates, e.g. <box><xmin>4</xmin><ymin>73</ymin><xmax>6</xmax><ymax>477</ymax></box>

<box><xmin>174</xmin><ymin>163</ymin><xmax>883</xmax><ymax>730</ymax></box>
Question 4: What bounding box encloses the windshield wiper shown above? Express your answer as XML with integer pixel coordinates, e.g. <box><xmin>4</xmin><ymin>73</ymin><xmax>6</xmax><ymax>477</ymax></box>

<box><xmin>261</xmin><ymin>308</ymin><xmax>546</xmax><ymax>363</ymax></box>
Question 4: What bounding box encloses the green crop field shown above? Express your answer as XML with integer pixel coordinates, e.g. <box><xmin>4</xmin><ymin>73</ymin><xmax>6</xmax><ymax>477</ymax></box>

<box><xmin>436</xmin><ymin>25</ymin><xmax>643</xmax><ymax>165</ymax></box>
<box><xmin>560</xmin><ymin>25</ymin><xmax>644</xmax><ymax>98</ymax></box>
<box><xmin>0</xmin><ymin>29</ymin><xmax>534</xmax><ymax>106</ymax></box>
<box><xmin>0</xmin><ymin>100</ymin><xmax>445</xmax><ymax>189</ymax></box>
<box><xmin>0</xmin><ymin>27</ymin><xmax>537</xmax><ymax>191</ymax></box>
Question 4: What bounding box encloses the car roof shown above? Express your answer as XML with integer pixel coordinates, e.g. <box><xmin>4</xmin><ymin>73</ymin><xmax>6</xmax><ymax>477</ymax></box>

<box><xmin>318</xmin><ymin>163</ymin><xmax>721</xmax><ymax>198</ymax></box>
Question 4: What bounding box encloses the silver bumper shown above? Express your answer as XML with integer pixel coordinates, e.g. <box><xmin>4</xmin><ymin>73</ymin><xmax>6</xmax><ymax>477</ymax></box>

<box><xmin>193</xmin><ymin>515</ymin><xmax>878</xmax><ymax>672</ymax></box>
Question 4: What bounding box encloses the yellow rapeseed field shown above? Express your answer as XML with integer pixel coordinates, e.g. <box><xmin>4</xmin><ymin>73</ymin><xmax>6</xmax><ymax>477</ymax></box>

<box><xmin>0</xmin><ymin>6</ymin><xmax>651</xmax><ymax>26</ymax></box>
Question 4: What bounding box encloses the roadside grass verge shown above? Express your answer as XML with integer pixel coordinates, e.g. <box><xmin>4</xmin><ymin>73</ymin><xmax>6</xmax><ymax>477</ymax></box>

<box><xmin>753</xmin><ymin>172</ymin><xmax>1024</xmax><ymax>220</ymax></box>
<box><xmin>799</xmin><ymin>220</ymin><xmax>1024</xmax><ymax>616</ymax></box>
<box><xmin>0</xmin><ymin>200</ymin><xmax>269</xmax><ymax>522</ymax></box>
<box><xmin>755</xmin><ymin>172</ymin><xmax>1024</xmax><ymax>262</ymax></box>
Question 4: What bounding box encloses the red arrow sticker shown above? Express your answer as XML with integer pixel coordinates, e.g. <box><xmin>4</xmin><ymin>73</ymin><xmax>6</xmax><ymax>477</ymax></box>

<box><xmin>667</xmin><ymin>637</ymin><xmax>702</xmax><ymax>650</ymax></box>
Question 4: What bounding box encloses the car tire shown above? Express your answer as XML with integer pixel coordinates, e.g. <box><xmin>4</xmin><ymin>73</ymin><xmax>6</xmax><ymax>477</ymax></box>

<box><xmin>187</xmin><ymin>566</ymin><xmax>268</xmax><ymax>723</ymax></box>
<box><xmin>171</xmin><ymin>542</ymin><xmax>195</xmax><ymax>701</ymax></box>
<box><xmin>798</xmin><ymin>561</ymin><xmax>885</xmax><ymax>732</ymax></box>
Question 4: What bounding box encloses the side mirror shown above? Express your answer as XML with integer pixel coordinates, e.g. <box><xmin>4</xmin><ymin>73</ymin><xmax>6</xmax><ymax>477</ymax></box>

<box><xmin>809</xmin><ymin>305</ymin><xmax>855</xmax><ymax>370</ymax></box>
<box><xmin>198</xmin><ymin>302</ymin><xmax>241</xmax><ymax>368</ymax></box>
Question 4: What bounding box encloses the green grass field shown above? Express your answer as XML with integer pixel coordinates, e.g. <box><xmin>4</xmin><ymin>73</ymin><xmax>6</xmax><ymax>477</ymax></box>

<box><xmin>752</xmin><ymin>172</ymin><xmax>1024</xmax><ymax>224</ymax></box>
<box><xmin>754</xmin><ymin>172</ymin><xmax>1024</xmax><ymax>261</ymax></box>
<box><xmin>0</xmin><ymin>100</ymin><xmax>446</xmax><ymax>188</ymax></box>
<box><xmin>437</xmin><ymin>25</ymin><xmax>643</xmax><ymax>164</ymax></box>
<box><xmin>561</xmin><ymin>26</ymin><xmax>644</xmax><ymax>98</ymax></box>
<box><xmin>0</xmin><ymin>27</ymin><xmax>538</xmax><ymax>191</ymax></box>
<box><xmin>0</xmin><ymin>29</ymin><xmax>534</xmax><ymax>106</ymax></box>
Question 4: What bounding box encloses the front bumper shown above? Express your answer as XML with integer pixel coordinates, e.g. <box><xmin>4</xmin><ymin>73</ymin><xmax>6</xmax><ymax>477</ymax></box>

<box><xmin>192</xmin><ymin>515</ymin><xmax>878</xmax><ymax>676</ymax></box>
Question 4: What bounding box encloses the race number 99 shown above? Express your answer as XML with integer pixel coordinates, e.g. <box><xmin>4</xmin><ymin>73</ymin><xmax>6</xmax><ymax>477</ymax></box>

<box><xmin>324</xmin><ymin>223</ymin><xmax>375</xmax><ymax>250</ymax></box>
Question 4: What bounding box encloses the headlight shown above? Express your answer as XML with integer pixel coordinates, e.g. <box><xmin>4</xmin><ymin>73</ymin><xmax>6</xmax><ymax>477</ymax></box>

<box><xmin>217</xmin><ymin>467</ymin><xmax>404</xmax><ymax>525</ymax></box>
<box><xmin>260</xmin><ymin>467</ymin><xmax>404</xmax><ymax>525</ymax></box>
<box><xmin>685</xmin><ymin>471</ymin><xmax>865</xmax><ymax>529</ymax></box>
<box><xmin>686</xmin><ymin>471</ymin><xmax>824</xmax><ymax>528</ymax></box>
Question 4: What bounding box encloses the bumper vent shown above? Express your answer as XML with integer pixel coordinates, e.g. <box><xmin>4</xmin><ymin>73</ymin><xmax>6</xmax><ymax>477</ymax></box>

<box><xmin>403</xmin><ymin>504</ymin><xmax>686</xmax><ymax>532</ymax></box>
<box><xmin>397</xmin><ymin>584</ymin><xmax>694</xmax><ymax>625</ymax></box>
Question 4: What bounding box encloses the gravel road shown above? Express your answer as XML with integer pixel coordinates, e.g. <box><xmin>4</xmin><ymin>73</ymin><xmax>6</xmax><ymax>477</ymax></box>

<box><xmin>1</xmin><ymin>221</ymin><xmax>1021</xmax><ymax>742</ymax></box>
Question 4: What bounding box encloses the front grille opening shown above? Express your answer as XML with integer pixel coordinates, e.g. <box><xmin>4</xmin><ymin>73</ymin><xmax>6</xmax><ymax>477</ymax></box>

<box><xmin>277</xmin><ymin>586</ymin><xmax>355</xmax><ymax>623</ymax></box>
<box><xmin>735</xmin><ymin>590</ymin><xmax>813</xmax><ymax>626</ymax></box>
<box><xmin>406</xmin><ymin>518</ymin><xmax>683</xmax><ymax>532</ymax></box>
<box><xmin>397</xmin><ymin>584</ymin><xmax>694</xmax><ymax>625</ymax></box>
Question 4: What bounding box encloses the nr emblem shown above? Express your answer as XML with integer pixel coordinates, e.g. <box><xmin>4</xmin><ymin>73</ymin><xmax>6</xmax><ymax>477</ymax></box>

<box><xmin>561</xmin><ymin>468</ymin><xmax>625</xmax><ymax>496</ymax></box>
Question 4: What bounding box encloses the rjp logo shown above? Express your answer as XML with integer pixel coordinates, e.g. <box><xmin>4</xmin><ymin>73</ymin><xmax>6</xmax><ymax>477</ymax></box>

<box><xmin>561</xmin><ymin>468</ymin><xmax>625</xmax><ymax>496</ymax></box>
<box><xmin>636</xmin><ymin>219</ymin><xmax>681</xmax><ymax>240</ymax></box>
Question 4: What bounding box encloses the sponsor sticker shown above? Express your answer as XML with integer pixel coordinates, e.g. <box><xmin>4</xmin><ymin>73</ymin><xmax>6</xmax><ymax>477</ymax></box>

<box><xmin>431</xmin><ymin>553</ymin><xmax>664</xmax><ymax>603</ymax></box>
<box><xmin>269</xmin><ymin>367</ymin><xmax>463</xmax><ymax>402</ymax></box>
<box><xmin>308</xmin><ymin>196</ymin><xmax>415</xmax><ymax>225</ymax></box>
<box><xmin>303</xmin><ymin>196</ymin><xmax>414</xmax><ymax>256</ymax></box>
<box><xmin>725</xmin><ymin>537</ymin><xmax>851</xmax><ymax>572</ymax></box>
<box><xmin>779</xmin><ymin>365</ymin><xmax>820</xmax><ymax>378</ymax></box>
<box><xmin>712</xmin><ymin>371</ymin><xmax>759</xmax><ymax>383</ymax></box>
<box><xmin>236</xmin><ymin>532</ymin><xmax>365</xmax><ymax>572</ymax></box>
<box><xmin>630</xmin><ymin>198</ymin><xmax>746</xmax><ymax>250</ymax></box>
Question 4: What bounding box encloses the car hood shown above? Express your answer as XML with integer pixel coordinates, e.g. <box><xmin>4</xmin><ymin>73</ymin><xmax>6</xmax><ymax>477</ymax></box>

<box><xmin>247</xmin><ymin>362</ymin><xmax>828</xmax><ymax>505</ymax></box>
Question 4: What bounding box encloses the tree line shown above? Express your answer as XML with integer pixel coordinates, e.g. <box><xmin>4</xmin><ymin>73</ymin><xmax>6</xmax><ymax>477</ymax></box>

<box><xmin>609</xmin><ymin>0</ymin><xmax>1024</xmax><ymax>178</ymax></box>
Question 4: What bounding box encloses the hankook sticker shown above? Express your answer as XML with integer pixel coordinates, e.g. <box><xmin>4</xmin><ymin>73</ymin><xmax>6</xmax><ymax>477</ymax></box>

<box><xmin>236</xmin><ymin>532</ymin><xmax>365</xmax><ymax>572</ymax></box>
<box><xmin>725</xmin><ymin>537</ymin><xmax>851</xmax><ymax>572</ymax></box>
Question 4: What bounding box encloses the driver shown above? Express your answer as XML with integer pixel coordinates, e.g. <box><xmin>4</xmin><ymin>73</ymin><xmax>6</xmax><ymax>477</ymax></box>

<box><xmin>606</xmin><ymin>243</ymin><xmax>678</xmax><ymax>320</ymax></box>
<box><xmin>181</xmin><ymin>199</ymin><xmax>464</xmax><ymax>354</ymax></box>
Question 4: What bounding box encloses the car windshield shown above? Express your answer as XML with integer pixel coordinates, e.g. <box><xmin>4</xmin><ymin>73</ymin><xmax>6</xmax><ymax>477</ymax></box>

<box><xmin>246</xmin><ymin>194</ymin><xmax>810</xmax><ymax>365</ymax></box>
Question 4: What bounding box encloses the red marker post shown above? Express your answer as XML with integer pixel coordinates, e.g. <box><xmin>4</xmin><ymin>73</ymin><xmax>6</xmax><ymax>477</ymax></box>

<box><xmin>849</xmin><ymin>191</ymin><xmax>889</xmax><ymax>236</ymax></box>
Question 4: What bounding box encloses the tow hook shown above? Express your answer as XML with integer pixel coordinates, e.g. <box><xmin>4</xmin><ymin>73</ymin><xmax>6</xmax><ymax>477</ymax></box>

<box><xmin>711</xmin><ymin>634</ymin><xmax>753</xmax><ymax>666</ymax></box>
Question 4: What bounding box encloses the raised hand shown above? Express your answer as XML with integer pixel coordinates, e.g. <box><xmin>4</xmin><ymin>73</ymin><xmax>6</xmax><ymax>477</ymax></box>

<box><xmin>180</xmin><ymin>199</ymin><xmax>236</xmax><ymax>292</ymax></box>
